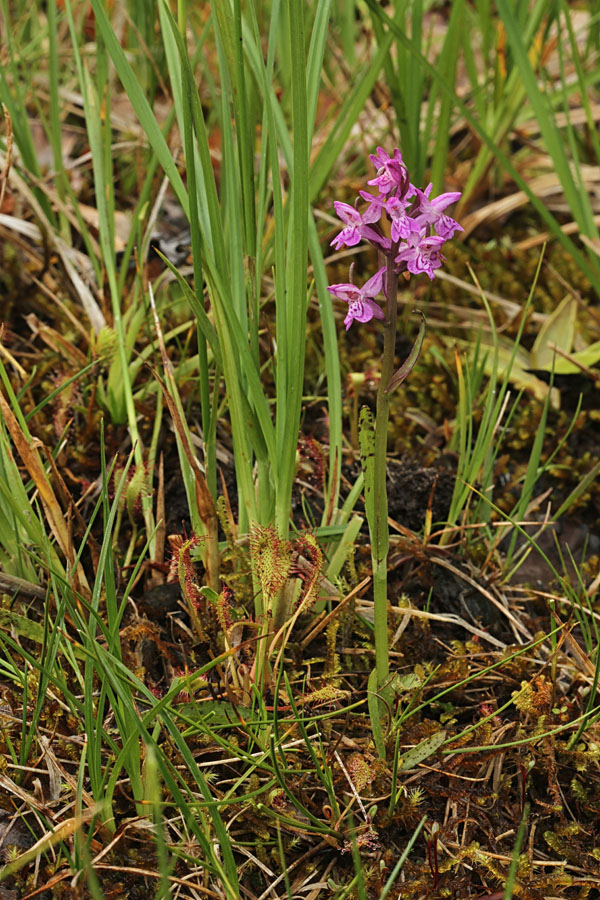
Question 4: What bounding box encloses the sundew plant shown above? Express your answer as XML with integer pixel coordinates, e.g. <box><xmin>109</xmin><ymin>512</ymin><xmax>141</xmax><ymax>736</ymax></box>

<box><xmin>328</xmin><ymin>148</ymin><xmax>462</xmax><ymax>695</ymax></box>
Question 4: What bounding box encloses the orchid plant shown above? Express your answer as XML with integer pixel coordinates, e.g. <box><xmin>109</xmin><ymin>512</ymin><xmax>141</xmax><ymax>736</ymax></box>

<box><xmin>328</xmin><ymin>148</ymin><xmax>461</xmax><ymax>704</ymax></box>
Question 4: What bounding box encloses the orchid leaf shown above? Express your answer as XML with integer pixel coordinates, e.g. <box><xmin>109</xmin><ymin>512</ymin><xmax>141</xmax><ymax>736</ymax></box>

<box><xmin>399</xmin><ymin>730</ymin><xmax>447</xmax><ymax>770</ymax></box>
<box><xmin>463</xmin><ymin>337</ymin><xmax>558</xmax><ymax>407</ymax></box>
<box><xmin>530</xmin><ymin>295</ymin><xmax>577</xmax><ymax>370</ymax></box>
<box><xmin>385</xmin><ymin>310</ymin><xmax>426</xmax><ymax>395</ymax></box>
<box><xmin>551</xmin><ymin>341</ymin><xmax>600</xmax><ymax>375</ymax></box>
<box><xmin>464</xmin><ymin>293</ymin><xmax>600</xmax><ymax>408</ymax></box>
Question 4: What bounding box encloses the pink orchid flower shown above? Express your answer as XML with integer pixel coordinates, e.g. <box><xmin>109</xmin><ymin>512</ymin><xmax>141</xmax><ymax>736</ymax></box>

<box><xmin>327</xmin><ymin>268</ymin><xmax>386</xmax><ymax>330</ymax></box>
<box><xmin>395</xmin><ymin>232</ymin><xmax>446</xmax><ymax>280</ymax></box>
<box><xmin>413</xmin><ymin>184</ymin><xmax>463</xmax><ymax>239</ymax></box>
<box><xmin>330</xmin><ymin>201</ymin><xmax>365</xmax><ymax>250</ymax></box>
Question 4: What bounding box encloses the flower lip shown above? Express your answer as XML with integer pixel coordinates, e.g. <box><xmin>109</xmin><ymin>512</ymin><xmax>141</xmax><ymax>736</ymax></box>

<box><xmin>331</xmin><ymin>201</ymin><xmax>365</xmax><ymax>250</ymax></box>
<box><xmin>343</xmin><ymin>298</ymin><xmax>385</xmax><ymax>330</ymax></box>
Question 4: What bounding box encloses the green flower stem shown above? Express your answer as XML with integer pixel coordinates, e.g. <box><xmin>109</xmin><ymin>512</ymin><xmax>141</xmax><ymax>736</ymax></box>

<box><xmin>372</xmin><ymin>247</ymin><xmax>399</xmax><ymax>692</ymax></box>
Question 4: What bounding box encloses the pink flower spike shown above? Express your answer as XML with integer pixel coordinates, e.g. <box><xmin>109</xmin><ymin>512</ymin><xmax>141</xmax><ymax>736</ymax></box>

<box><xmin>327</xmin><ymin>267</ymin><xmax>386</xmax><ymax>330</ymax></box>
<box><xmin>414</xmin><ymin>184</ymin><xmax>463</xmax><ymax>239</ymax></box>
<box><xmin>395</xmin><ymin>232</ymin><xmax>446</xmax><ymax>280</ymax></box>
<box><xmin>331</xmin><ymin>201</ymin><xmax>364</xmax><ymax>250</ymax></box>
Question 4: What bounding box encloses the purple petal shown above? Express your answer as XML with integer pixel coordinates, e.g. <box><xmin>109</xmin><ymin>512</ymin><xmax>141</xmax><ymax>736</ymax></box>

<box><xmin>368</xmin><ymin>147</ymin><xmax>390</xmax><ymax>170</ymax></box>
<box><xmin>361</xmin><ymin>266</ymin><xmax>385</xmax><ymax>298</ymax></box>
<box><xmin>430</xmin><ymin>191</ymin><xmax>461</xmax><ymax>211</ymax></box>
<box><xmin>359</xmin><ymin>190</ymin><xmax>386</xmax><ymax>224</ymax></box>
<box><xmin>330</xmin><ymin>225</ymin><xmax>362</xmax><ymax>250</ymax></box>
<box><xmin>333</xmin><ymin>201</ymin><xmax>362</xmax><ymax>225</ymax></box>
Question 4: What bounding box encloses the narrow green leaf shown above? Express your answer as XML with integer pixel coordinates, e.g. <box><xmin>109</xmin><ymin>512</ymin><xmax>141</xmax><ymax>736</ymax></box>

<box><xmin>88</xmin><ymin>0</ymin><xmax>189</xmax><ymax>216</ymax></box>
<box><xmin>496</xmin><ymin>0</ymin><xmax>597</xmax><ymax>240</ymax></box>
